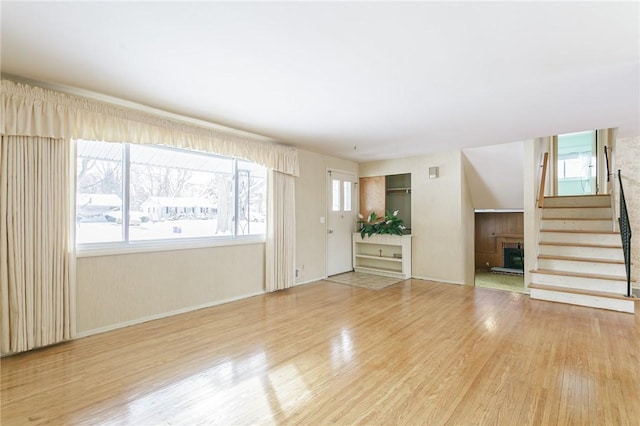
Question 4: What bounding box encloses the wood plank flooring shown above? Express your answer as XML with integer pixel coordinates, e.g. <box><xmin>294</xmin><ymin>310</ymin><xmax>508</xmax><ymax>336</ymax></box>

<box><xmin>2</xmin><ymin>279</ymin><xmax>639</xmax><ymax>425</ymax></box>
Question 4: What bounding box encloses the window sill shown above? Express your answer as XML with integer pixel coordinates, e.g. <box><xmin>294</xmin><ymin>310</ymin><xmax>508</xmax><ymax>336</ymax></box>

<box><xmin>76</xmin><ymin>235</ymin><xmax>266</xmax><ymax>258</ymax></box>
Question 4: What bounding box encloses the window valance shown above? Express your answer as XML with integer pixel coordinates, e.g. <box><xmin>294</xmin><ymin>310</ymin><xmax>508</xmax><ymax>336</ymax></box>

<box><xmin>1</xmin><ymin>79</ymin><xmax>299</xmax><ymax>176</ymax></box>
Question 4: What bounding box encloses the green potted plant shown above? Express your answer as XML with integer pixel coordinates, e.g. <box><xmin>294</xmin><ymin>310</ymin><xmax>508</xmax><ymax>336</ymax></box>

<box><xmin>357</xmin><ymin>210</ymin><xmax>406</xmax><ymax>238</ymax></box>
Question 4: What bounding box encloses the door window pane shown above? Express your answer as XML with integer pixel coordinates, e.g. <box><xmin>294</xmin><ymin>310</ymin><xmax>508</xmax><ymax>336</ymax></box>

<box><xmin>332</xmin><ymin>179</ymin><xmax>341</xmax><ymax>211</ymax></box>
<box><xmin>343</xmin><ymin>181</ymin><xmax>352</xmax><ymax>212</ymax></box>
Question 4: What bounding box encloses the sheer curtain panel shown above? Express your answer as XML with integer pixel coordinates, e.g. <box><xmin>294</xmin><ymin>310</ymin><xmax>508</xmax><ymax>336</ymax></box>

<box><xmin>1</xmin><ymin>78</ymin><xmax>300</xmax><ymax>348</ymax></box>
<box><xmin>266</xmin><ymin>171</ymin><xmax>296</xmax><ymax>292</ymax></box>
<box><xmin>0</xmin><ymin>136</ymin><xmax>74</xmax><ymax>354</ymax></box>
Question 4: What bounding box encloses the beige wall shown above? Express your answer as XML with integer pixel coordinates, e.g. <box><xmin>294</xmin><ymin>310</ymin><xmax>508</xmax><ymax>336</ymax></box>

<box><xmin>462</xmin><ymin>141</ymin><xmax>525</xmax><ymax>210</ymax></box>
<box><xmin>76</xmin><ymin>244</ymin><xmax>265</xmax><ymax>335</ymax></box>
<box><xmin>72</xmin><ymin>135</ymin><xmax>637</xmax><ymax>338</ymax></box>
<box><xmin>616</xmin><ymin>135</ymin><xmax>639</xmax><ymax>289</ymax></box>
<box><xmin>75</xmin><ymin>148</ymin><xmax>358</xmax><ymax>337</ymax></box>
<box><xmin>360</xmin><ymin>150</ymin><xmax>473</xmax><ymax>285</ymax></box>
<box><xmin>295</xmin><ymin>149</ymin><xmax>359</xmax><ymax>284</ymax></box>
<box><xmin>460</xmin><ymin>159</ymin><xmax>476</xmax><ymax>285</ymax></box>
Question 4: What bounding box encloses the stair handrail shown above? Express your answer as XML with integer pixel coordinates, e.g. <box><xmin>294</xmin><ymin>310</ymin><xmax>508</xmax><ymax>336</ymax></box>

<box><xmin>604</xmin><ymin>145</ymin><xmax>611</xmax><ymax>183</ymax></box>
<box><xmin>617</xmin><ymin>170</ymin><xmax>632</xmax><ymax>298</ymax></box>
<box><xmin>537</xmin><ymin>152</ymin><xmax>549</xmax><ymax>208</ymax></box>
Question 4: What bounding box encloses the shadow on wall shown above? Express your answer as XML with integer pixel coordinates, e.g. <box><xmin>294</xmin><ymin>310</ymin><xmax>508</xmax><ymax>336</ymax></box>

<box><xmin>462</xmin><ymin>141</ymin><xmax>524</xmax><ymax>210</ymax></box>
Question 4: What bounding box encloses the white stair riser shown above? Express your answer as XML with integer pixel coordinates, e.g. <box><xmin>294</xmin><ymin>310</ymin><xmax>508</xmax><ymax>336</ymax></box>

<box><xmin>530</xmin><ymin>288</ymin><xmax>634</xmax><ymax>313</ymax></box>
<box><xmin>543</xmin><ymin>196</ymin><xmax>611</xmax><ymax>208</ymax></box>
<box><xmin>531</xmin><ymin>273</ymin><xmax>627</xmax><ymax>293</ymax></box>
<box><xmin>541</xmin><ymin>219</ymin><xmax>613</xmax><ymax>231</ymax></box>
<box><xmin>538</xmin><ymin>244</ymin><xmax>624</xmax><ymax>261</ymax></box>
<box><xmin>540</xmin><ymin>231</ymin><xmax>621</xmax><ymax>246</ymax></box>
<box><xmin>542</xmin><ymin>207</ymin><xmax>612</xmax><ymax>219</ymax></box>
<box><xmin>537</xmin><ymin>258</ymin><xmax>626</xmax><ymax>276</ymax></box>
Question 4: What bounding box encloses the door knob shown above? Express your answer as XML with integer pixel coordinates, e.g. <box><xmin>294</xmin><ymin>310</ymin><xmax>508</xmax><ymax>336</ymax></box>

<box><xmin>328</xmin><ymin>229</ymin><xmax>334</xmax><ymax>234</ymax></box>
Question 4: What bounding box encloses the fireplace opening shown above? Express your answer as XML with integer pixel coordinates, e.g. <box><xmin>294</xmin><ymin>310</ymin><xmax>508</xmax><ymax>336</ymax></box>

<box><xmin>502</xmin><ymin>247</ymin><xmax>524</xmax><ymax>271</ymax></box>
<box><xmin>488</xmin><ymin>241</ymin><xmax>525</xmax><ymax>276</ymax></box>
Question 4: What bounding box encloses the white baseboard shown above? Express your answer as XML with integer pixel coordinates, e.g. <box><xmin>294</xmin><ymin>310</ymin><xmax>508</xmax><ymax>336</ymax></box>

<box><xmin>530</xmin><ymin>287</ymin><xmax>635</xmax><ymax>314</ymax></box>
<box><xmin>75</xmin><ymin>290</ymin><xmax>265</xmax><ymax>339</ymax></box>
<box><xmin>295</xmin><ymin>276</ymin><xmax>326</xmax><ymax>286</ymax></box>
<box><xmin>412</xmin><ymin>275</ymin><xmax>466</xmax><ymax>286</ymax></box>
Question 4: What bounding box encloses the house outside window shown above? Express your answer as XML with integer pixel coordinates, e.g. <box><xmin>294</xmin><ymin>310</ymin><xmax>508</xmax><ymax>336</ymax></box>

<box><xmin>76</xmin><ymin>140</ymin><xmax>266</xmax><ymax>250</ymax></box>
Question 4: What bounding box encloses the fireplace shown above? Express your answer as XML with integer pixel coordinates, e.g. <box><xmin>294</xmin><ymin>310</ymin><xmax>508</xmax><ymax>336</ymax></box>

<box><xmin>502</xmin><ymin>242</ymin><xmax>524</xmax><ymax>271</ymax></box>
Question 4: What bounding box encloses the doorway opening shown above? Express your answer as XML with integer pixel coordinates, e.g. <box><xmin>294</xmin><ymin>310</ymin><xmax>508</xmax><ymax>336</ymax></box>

<box><xmin>555</xmin><ymin>130</ymin><xmax>597</xmax><ymax>196</ymax></box>
<box><xmin>474</xmin><ymin>210</ymin><xmax>525</xmax><ymax>293</ymax></box>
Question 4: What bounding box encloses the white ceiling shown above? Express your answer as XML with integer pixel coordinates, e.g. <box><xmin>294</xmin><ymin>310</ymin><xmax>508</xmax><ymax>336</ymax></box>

<box><xmin>2</xmin><ymin>1</ymin><xmax>638</xmax><ymax>162</ymax></box>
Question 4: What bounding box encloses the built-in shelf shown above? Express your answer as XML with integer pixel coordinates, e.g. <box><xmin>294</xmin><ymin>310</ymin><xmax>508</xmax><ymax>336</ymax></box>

<box><xmin>386</xmin><ymin>187</ymin><xmax>411</xmax><ymax>194</ymax></box>
<box><xmin>355</xmin><ymin>254</ymin><xmax>403</xmax><ymax>262</ymax></box>
<box><xmin>353</xmin><ymin>233</ymin><xmax>412</xmax><ymax>280</ymax></box>
<box><xmin>353</xmin><ymin>265</ymin><xmax>402</xmax><ymax>274</ymax></box>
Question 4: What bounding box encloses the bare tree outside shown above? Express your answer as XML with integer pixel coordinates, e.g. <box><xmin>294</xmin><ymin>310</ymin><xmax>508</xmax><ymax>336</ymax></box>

<box><xmin>215</xmin><ymin>174</ymin><xmax>234</xmax><ymax>234</ymax></box>
<box><xmin>76</xmin><ymin>140</ymin><xmax>266</xmax><ymax>243</ymax></box>
<box><xmin>77</xmin><ymin>158</ymin><xmax>122</xmax><ymax>195</ymax></box>
<box><xmin>130</xmin><ymin>165</ymin><xmax>194</xmax><ymax>210</ymax></box>
<box><xmin>237</xmin><ymin>169</ymin><xmax>266</xmax><ymax>235</ymax></box>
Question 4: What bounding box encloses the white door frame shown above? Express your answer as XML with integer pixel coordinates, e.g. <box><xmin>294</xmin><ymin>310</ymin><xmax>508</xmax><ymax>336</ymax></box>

<box><xmin>325</xmin><ymin>168</ymin><xmax>358</xmax><ymax>277</ymax></box>
<box><xmin>552</xmin><ymin>131</ymin><xmax>600</xmax><ymax>196</ymax></box>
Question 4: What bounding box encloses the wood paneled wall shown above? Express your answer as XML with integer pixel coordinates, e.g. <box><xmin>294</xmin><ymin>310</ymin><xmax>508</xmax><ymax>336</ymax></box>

<box><xmin>475</xmin><ymin>212</ymin><xmax>524</xmax><ymax>269</ymax></box>
<box><xmin>359</xmin><ymin>176</ymin><xmax>385</xmax><ymax>218</ymax></box>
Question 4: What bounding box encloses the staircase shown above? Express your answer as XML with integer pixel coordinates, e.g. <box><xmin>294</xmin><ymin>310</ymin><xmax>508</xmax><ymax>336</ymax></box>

<box><xmin>529</xmin><ymin>194</ymin><xmax>636</xmax><ymax>314</ymax></box>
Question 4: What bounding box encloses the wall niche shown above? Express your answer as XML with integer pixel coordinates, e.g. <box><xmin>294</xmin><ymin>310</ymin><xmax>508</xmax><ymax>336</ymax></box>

<box><xmin>474</xmin><ymin>211</ymin><xmax>523</xmax><ymax>270</ymax></box>
<box><xmin>359</xmin><ymin>173</ymin><xmax>411</xmax><ymax>232</ymax></box>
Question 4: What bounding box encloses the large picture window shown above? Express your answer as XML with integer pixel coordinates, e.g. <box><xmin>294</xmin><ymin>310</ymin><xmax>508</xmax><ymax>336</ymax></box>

<box><xmin>76</xmin><ymin>140</ymin><xmax>266</xmax><ymax>249</ymax></box>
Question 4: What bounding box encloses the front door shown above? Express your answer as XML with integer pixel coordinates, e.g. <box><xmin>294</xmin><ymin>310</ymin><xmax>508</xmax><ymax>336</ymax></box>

<box><xmin>327</xmin><ymin>170</ymin><xmax>357</xmax><ymax>276</ymax></box>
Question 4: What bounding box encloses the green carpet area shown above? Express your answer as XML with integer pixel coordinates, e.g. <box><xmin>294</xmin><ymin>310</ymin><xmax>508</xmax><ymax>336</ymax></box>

<box><xmin>475</xmin><ymin>269</ymin><xmax>525</xmax><ymax>293</ymax></box>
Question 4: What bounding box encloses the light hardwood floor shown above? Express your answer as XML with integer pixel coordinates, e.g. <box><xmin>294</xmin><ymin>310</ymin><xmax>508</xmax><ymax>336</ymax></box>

<box><xmin>2</xmin><ymin>279</ymin><xmax>639</xmax><ymax>425</ymax></box>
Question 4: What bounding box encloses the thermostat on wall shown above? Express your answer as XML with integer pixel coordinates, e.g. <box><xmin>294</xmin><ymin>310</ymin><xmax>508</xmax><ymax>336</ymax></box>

<box><xmin>429</xmin><ymin>167</ymin><xmax>439</xmax><ymax>179</ymax></box>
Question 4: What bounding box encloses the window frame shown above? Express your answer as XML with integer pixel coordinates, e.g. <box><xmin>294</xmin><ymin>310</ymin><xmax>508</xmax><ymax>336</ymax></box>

<box><xmin>75</xmin><ymin>141</ymin><xmax>267</xmax><ymax>257</ymax></box>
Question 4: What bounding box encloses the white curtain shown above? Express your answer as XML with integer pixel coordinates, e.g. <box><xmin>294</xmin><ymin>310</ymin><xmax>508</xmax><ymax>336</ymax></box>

<box><xmin>0</xmin><ymin>136</ymin><xmax>74</xmax><ymax>353</ymax></box>
<box><xmin>0</xmin><ymin>77</ymin><xmax>299</xmax><ymax>352</ymax></box>
<box><xmin>266</xmin><ymin>171</ymin><xmax>296</xmax><ymax>292</ymax></box>
<box><xmin>1</xmin><ymin>79</ymin><xmax>299</xmax><ymax>177</ymax></box>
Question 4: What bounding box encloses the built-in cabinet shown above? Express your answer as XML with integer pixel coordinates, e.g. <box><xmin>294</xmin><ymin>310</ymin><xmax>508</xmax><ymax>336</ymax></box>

<box><xmin>353</xmin><ymin>233</ymin><xmax>412</xmax><ymax>279</ymax></box>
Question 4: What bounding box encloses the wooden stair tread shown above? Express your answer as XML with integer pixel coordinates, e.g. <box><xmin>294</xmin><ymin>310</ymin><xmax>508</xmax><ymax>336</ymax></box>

<box><xmin>540</xmin><ymin>229</ymin><xmax>619</xmax><ymax>234</ymax></box>
<box><xmin>530</xmin><ymin>269</ymin><xmax>630</xmax><ymax>282</ymax></box>
<box><xmin>543</xmin><ymin>195</ymin><xmax>610</xmax><ymax>199</ymax></box>
<box><xmin>542</xmin><ymin>217</ymin><xmax>612</xmax><ymax>221</ymax></box>
<box><xmin>543</xmin><ymin>206</ymin><xmax>611</xmax><ymax>209</ymax></box>
<box><xmin>537</xmin><ymin>254</ymin><xmax>625</xmax><ymax>265</ymax></box>
<box><xmin>539</xmin><ymin>241</ymin><xmax>622</xmax><ymax>249</ymax></box>
<box><xmin>529</xmin><ymin>283</ymin><xmax>636</xmax><ymax>301</ymax></box>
